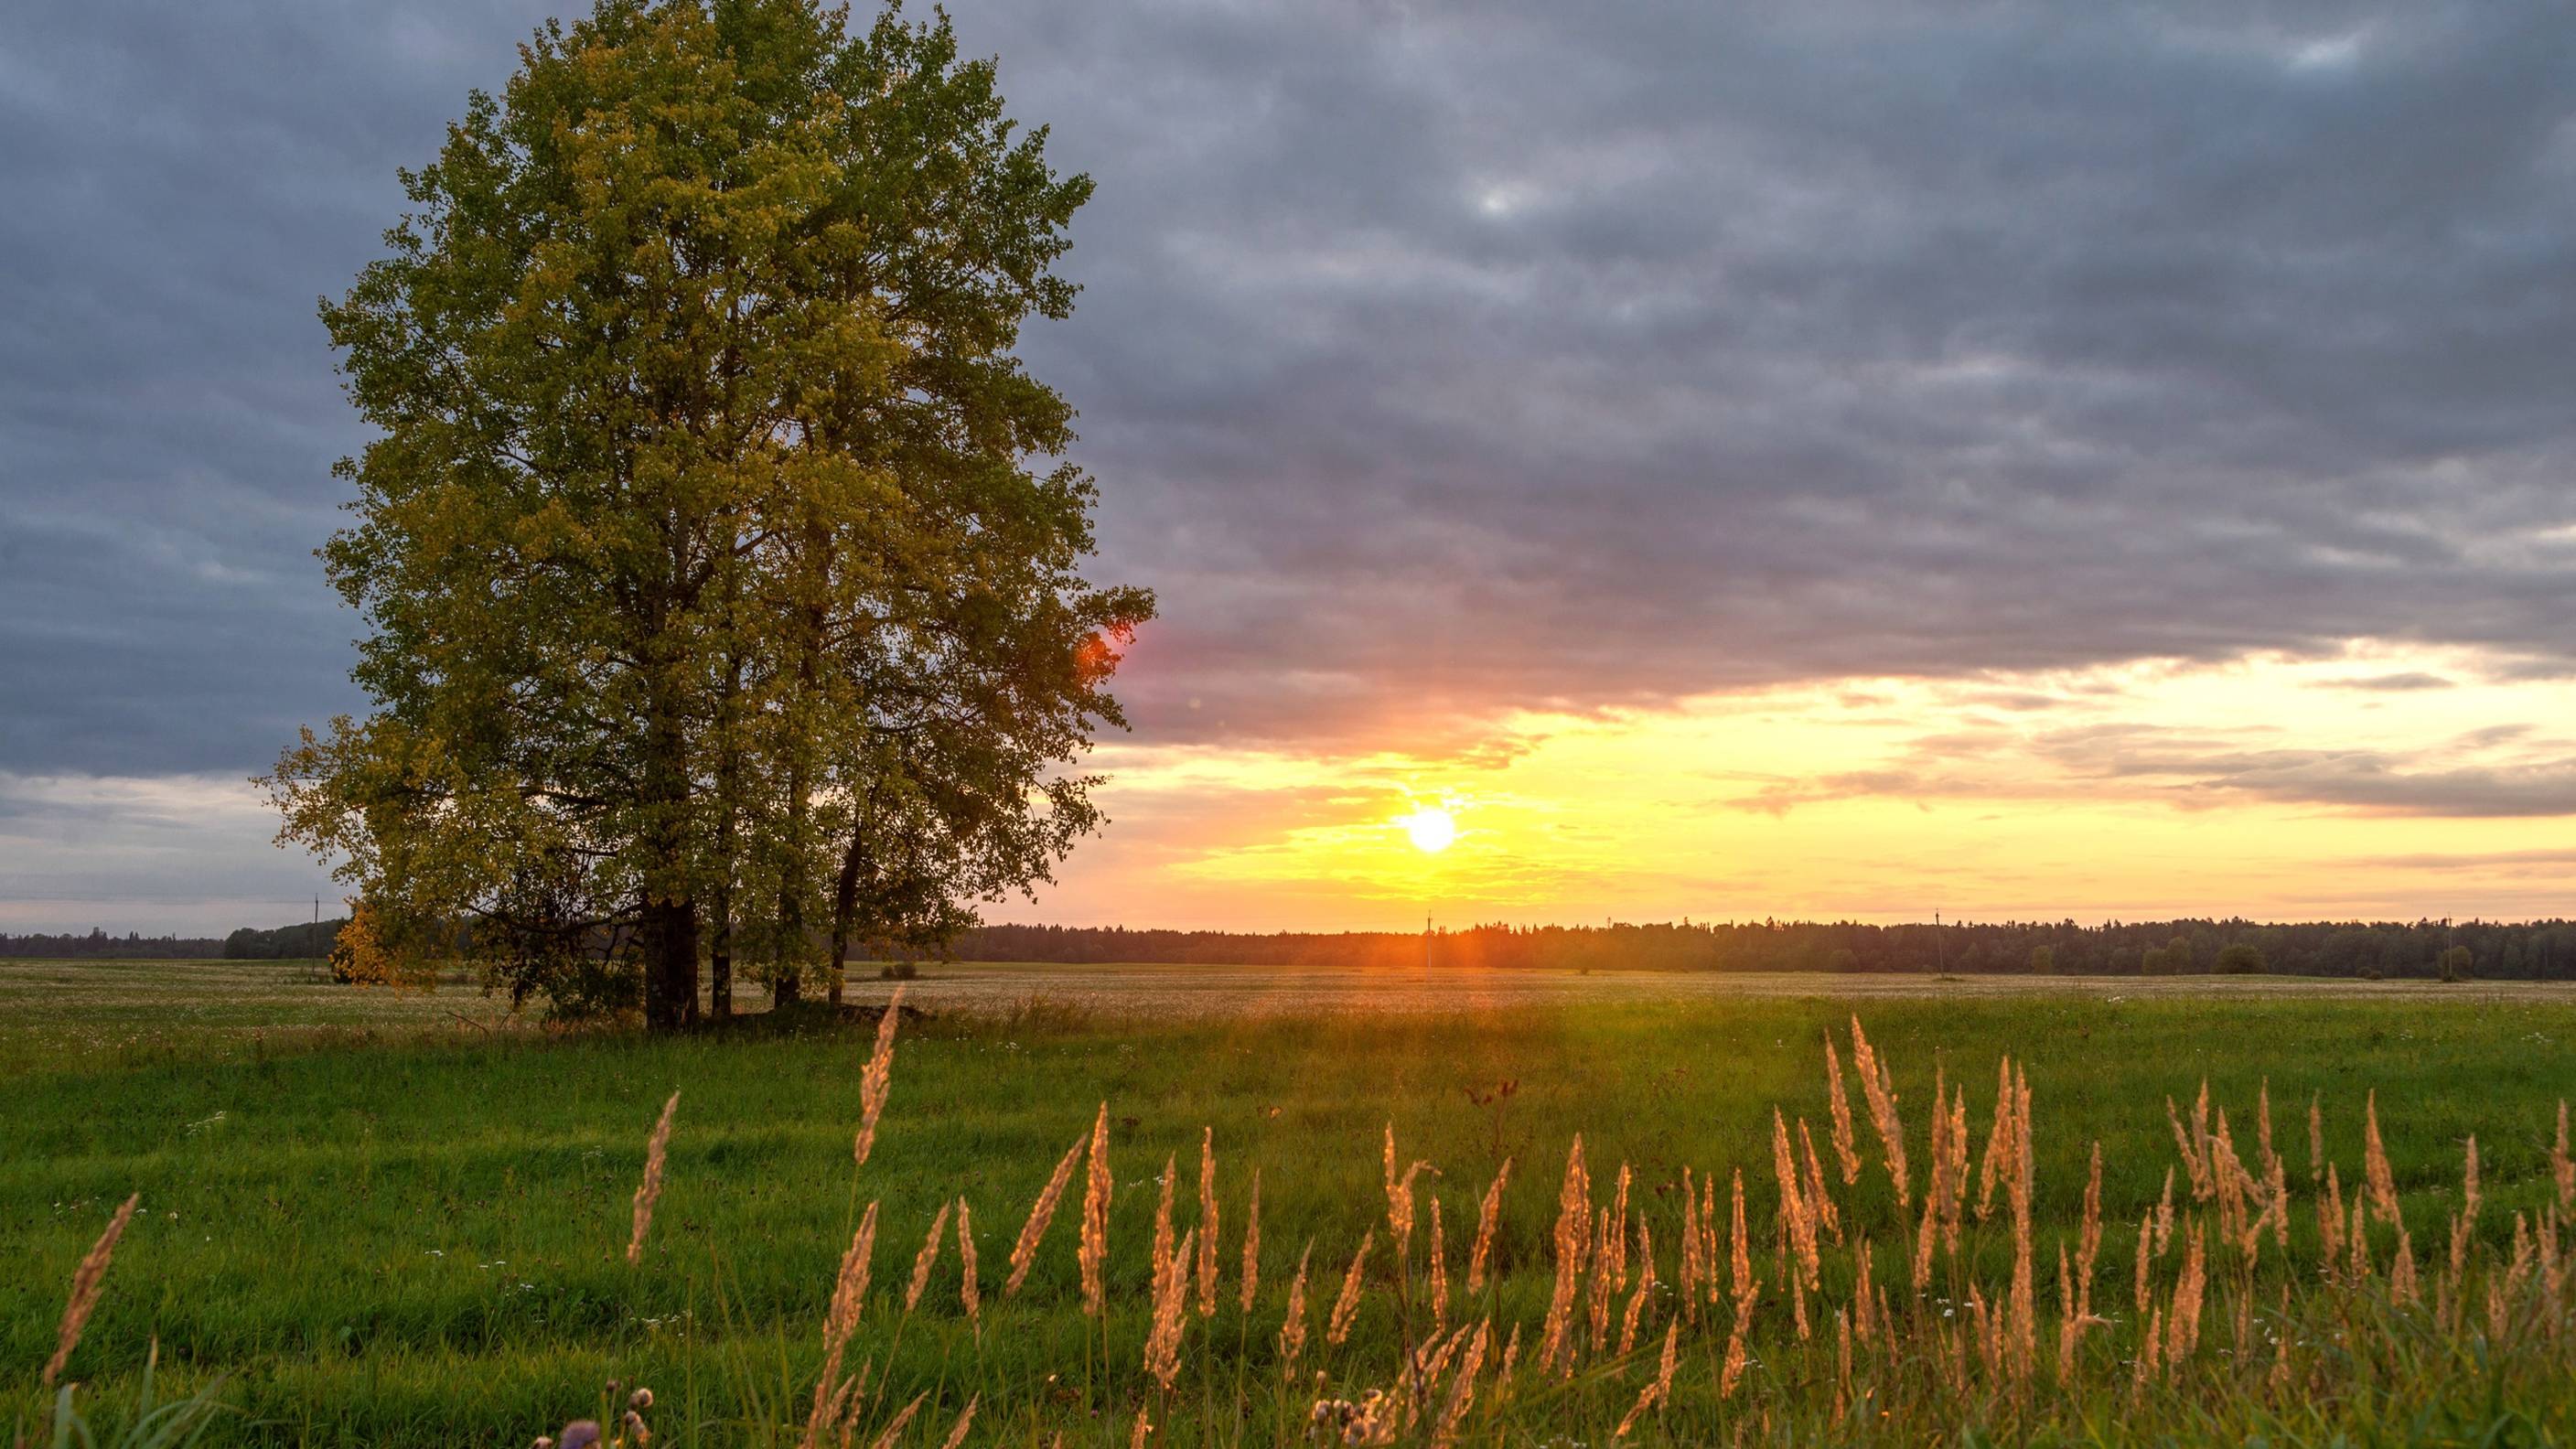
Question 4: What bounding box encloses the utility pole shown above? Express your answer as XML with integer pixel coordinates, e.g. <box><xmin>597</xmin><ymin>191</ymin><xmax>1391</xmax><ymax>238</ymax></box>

<box><xmin>1934</xmin><ymin>909</ymin><xmax>1945</xmax><ymax>973</ymax></box>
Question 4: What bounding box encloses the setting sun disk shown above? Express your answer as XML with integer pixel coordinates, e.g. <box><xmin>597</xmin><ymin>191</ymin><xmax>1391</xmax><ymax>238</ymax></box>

<box><xmin>1401</xmin><ymin>806</ymin><xmax>1457</xmax><ymax>853</ymax></box>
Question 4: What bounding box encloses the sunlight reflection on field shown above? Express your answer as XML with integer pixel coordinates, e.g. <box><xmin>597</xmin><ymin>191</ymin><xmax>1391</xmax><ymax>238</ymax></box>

<box><xmin>839</xmin><ymin>960</ymin><xmax>2576</xmax><ymax>1019</ymax></box>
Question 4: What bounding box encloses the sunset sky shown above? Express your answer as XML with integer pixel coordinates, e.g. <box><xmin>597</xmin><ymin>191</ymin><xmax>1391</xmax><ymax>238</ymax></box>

<box><xmin>5</xmin><ymin>1</ymin><xmax>2574</xmax><ymax>932</ymax></box>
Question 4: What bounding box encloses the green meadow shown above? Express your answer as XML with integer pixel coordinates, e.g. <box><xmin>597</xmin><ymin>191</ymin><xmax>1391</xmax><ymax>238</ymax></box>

<box><xmin>7</xmin><ymin>959</ymin><xmax>2576</xmax><ymax>1445</ymax></box>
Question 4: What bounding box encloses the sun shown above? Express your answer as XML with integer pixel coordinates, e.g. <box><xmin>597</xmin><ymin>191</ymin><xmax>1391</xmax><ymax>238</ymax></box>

<box><xmin>1401</xmin><ymin>805</ymin><xmax>1457</xmax><ymax>854</ymax></box>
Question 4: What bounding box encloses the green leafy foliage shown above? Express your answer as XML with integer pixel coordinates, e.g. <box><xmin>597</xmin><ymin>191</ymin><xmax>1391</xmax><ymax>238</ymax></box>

<box><xmin>263</xmin><ymin>0</ymin><xmax>1149</xmax><ymax>1025</ymax></box>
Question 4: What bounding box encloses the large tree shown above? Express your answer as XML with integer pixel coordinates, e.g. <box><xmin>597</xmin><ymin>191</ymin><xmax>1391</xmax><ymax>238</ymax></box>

<box><xmin>267</xmin><ymin>0</ymin><xmax>1148</xmax><ymax>1027</ymax></box>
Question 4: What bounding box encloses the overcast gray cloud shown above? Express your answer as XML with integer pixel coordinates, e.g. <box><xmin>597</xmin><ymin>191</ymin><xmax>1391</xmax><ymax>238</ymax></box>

<box><xmin>2060</xmin><ymin>735</ymin><xmax>2576</xmax><ymax>816</ymax></box>
<box><xmin>0</xmin><ymin>771</ymin><xmax>326</xmax><ymax>928</ymax></box>
<box><xmin>990</xmin><ymin>0</ymin><xmax>2576</xmax><ymax>752</ymax></box>
<box><xmin>5</xmin><ymin>0</ymin><xmax>2576</xmax><ymax>924</ymax></box>
<box><xmin>2314</xmin><ymin>672</ymin><xmax>2458</xmax><ymax>692</ymax></box>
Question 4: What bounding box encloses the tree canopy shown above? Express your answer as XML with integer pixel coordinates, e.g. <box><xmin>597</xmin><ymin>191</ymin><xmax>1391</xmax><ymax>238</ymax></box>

<box><xmin>267</xmin><ymin>0</ymin><xmax>1150</xmax><ymax>1027</ymax></box>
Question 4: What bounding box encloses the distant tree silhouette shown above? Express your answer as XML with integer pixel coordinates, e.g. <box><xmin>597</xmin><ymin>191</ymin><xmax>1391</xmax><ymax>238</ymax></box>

<box><xmin>2215</xmin><ymin>943</ymin><xmax>2267</xmax><ymax>974</ymax></box>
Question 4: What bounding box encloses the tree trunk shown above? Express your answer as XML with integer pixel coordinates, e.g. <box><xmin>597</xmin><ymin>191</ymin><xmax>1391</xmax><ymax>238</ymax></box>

<box><xmin>642</xmin><ymin>894</ymin><xmax>700</xmax><ymax>1030</ymax></box>
<box><xmin>707</xmin><ymin>650</ymin><xmax>743</xmax><ymax>1021</ymax></box>
<box><xmin>638</xmin><ymin>637</ymin><xmax>699</xmax><ymax>1029</ymax></box>
<box><xmin>829</xmin><ymin>831</ymin><xmax>865</xmax><ymax>1008</ymax></box>
<box><xmin>775</xmin><ymin>757</ymin><xmax>808</xmax><ymax>1010</ymax></box>
<box><xmin>779</xmin><ymin>868</ymin><xmax>809</xmax><ymax>1006</ymax></box>
<box><xmin>709</xmin><ymin>891</ymin><xmax>733</xmax><ymax>1020</ymax></box>
<box><xmin>779</xmin><ymin>510</ymin><xmax>832</xmax><ymax>1012</ymax></box>
<box><xmin>772</xmin><ymin>886</ymin><xmax>802</xmax><ymax>1011</ymax></box>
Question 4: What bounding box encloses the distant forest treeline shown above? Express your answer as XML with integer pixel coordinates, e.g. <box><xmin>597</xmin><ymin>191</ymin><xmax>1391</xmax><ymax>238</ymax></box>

<box><xmin>950</xmin><ymin>918</ymin><xmax>2576</xmax><ymax>980</ymax></box>
<box><xmin>0</xmin><ymin>928</ymin><xmax>227</xmax><ymax>959</ymax></box>
<box><xmin>9</xmin><ymin>916</ymin><xmax>2576</xmax><ymax>979</ymax></box>
<box><xmin>220</xmin><ymin>920</ymin><xmax>348</xmax><ymax>959</ymax></box>
<box><xmin>0</xmin><ymin>920</ymin><xmax>344</xmax><ymax>960</ymax></box>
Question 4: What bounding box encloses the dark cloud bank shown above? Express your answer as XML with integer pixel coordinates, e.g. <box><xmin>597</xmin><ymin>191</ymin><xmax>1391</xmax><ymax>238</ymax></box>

<box><xmin>6</xmin><ymin>0</ymin><xmax>2576</xmax><ymax>780</ymax></box>
<box><xmin>1735</xmin><ymin>722</ymin><xmax>2576</xmax><ymax>819</ymax></box>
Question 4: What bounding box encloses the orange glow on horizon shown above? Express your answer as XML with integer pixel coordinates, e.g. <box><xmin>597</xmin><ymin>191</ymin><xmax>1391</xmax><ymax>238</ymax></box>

<box><xmin>1008</xmin><ymin>641</ymin><xmax>2576</xmax><ymax>931</ymax></box>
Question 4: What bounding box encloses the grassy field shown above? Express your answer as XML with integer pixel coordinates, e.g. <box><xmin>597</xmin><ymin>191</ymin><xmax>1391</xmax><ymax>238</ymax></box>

<box><xmin>5</xmin><ymin>959</ymin><xmax>2574</xmax><ymax>1444</ymax></box>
